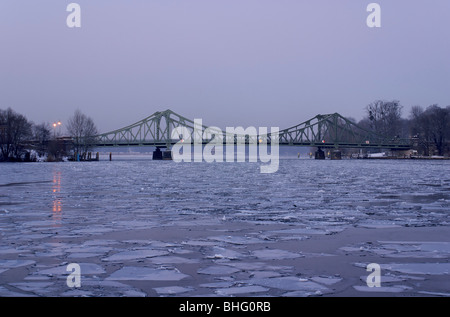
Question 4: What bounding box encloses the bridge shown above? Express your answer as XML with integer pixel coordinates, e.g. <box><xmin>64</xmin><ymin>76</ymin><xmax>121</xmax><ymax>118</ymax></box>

<box><xmin>89</xmin><ymin>110</ymin><xmax>411</xmax><ymax>153</ymax></box>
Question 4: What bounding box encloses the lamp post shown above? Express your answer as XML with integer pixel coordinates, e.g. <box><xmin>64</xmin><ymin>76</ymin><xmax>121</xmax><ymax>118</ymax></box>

<box><xmin>53</xmin><ymin>121</ymin><xmax>62</xmax><ymax>138</ymax></box>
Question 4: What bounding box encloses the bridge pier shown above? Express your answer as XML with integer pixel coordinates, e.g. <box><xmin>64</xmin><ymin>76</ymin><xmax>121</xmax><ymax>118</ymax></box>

<box><xmin>315</xmin><ymin>149</ymin><xmax>325</xmax><ymax>160</ymax></box>
<box><xmin>330</xmin><ymin>150</ymin><xmax>342</xmax><ymax>160</ymax></box>
<box><xmin>153</xmin><ymin>147</ymin><xmax>173</xmax><ymax>160</ymax></box>
<box><xmin>152</xmin><ymin>148</ymin><xmax>163</xmax><ymax>160</ymax></box>
<box><xmin>163</xmin><ymin>150</ymin><xmax>172</xmax><ymax>160</ymax></box>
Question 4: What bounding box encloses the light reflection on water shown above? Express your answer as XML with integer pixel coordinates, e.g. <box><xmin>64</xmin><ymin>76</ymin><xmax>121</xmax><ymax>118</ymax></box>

<box><xmin>52</xmin><ymin>169</ymin><xmax>62</xmax><ymax>224</ymax></box>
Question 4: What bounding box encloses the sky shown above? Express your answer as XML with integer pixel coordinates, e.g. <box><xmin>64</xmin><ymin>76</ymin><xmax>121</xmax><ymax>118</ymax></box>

<box><xmin>0</xmin><ymin>0</ymin><xmax>449</xmax><ymax>133</ymax></box>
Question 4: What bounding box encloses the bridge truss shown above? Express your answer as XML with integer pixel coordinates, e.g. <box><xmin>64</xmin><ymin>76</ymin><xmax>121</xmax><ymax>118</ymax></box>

<box><xmin>90</xmin><ymin>109</ymin><xmax>411</xmax><ymax>150</ymax></box>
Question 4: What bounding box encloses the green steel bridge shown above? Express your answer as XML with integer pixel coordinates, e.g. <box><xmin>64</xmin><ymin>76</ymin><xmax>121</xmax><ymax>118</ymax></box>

<box><xmin>87</xmin><ymin>109</ymin><xmax>411</xmax><ymax>151</ymax></box>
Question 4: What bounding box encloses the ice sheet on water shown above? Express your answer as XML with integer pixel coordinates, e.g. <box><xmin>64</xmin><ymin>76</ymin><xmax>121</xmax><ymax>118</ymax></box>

<box><xmin>200</xmin><ymin>282</ymin><xmax>235</xmax><ymax>288</ymax></box>
<box><xmin>36</xmin><ymin>263</ymin><xmax>105</xmax><ymax>276</ymax></box>
<box><xmin>379</xmin><ymin>241</ymin><xmax>450</xmax><ymax>255</ymax></box>
<box><xmin>123</xmin><ymin>240</ymin><xmax>151</xmax><ymax>245</ymax></box>
<box><xmin>182</xmin><ymin>240</ymin><xmax>217</xmax><ymax>247</ymax></box>
<box><xmin>269</xmin><ymin>228</ymin><xmax>331</xmax><ymax>235</ymax></box>
<box><xmin>282</xmin><ymin>290</ymin><xmax>325</xmax><ymax>297</ymax></box>
<box><xmin>107</xmin><ymin>266</ymin><xmax>189</xmax><ymax>281</ymax></box>
<box><xmin>34</xmin><ymin>251</ymin><xmax>66</xmax><ymax>258</ymax></box>
<box><xmin>8</xmin><ymin>233</ymin><xmax>53</xmax><ymax>240</ymax></box>
<box><xmin>249</xmin><ymin>276</ymin><xmax>330</xmax><ymax>293</ymax></box>
<box><xmin>383</xmin><ymin>263</ymin><xmax>450</xmax><ymax>275</ymax></box>
<box><xmin>68</xmin><ymin>253</ymin><xmax>105</xmax><ymax>259</ymax></box>
<box><xmin>215</xmin><ymin>285</ymin><xmax>269</xmax><ymax>296</ymax></box>
<box><xmin>356</xmin><ymin>221</ymin><xmax>402</xmax><ymax>229</ymax></box>
<box><xmin>79</xmin><ymin>279</ymin><xmax>148</xmax><ymax>297</ymax></box>
<box><xmin>302</xmin><ymin>252</ymin><xmax>336</xmax><ymax>258</ymax></box>
<box><xmin>311</xmin><ymin>276</ymin><xmax>342</xmax><ymax>285</ymax></box>
<box><xmin>209</xmin><ymin>235</ymin><xmax>266</xmax><ymax>245</ymax></box>
<box><xmin>418</xmin><ymin>291</ymin><xmax>450</xmax><ymax>297</ymax></box>
<box><xmin>9</xmin><ymin>282</ymin><xmax>55</xmax><ymax>294</ymax></box>
<box><xmin>121</xmin><ymin>289</ymin><xmax>147</xmax><ymax>297</ymax></box>
<box><xmin>346</xmin><ymin>241</ymin><xmax>450</xmax><ymax>259</ymax></box>
<box><xmin>112</xmin><ymin>220</ymin><xmax>156</xmax><ymax>229</ymax></box>
<box><xmin>21</xmin><ymin>220</ymin><xmax>55</xmax><ymax>228</ymax></box>
<box><xmin>72</xmin><ymin>226</ymin><xmax>114</xmax><ymax>235</ymax></box>
<box><xmin>149</xmin><ymin>241</ymin><xmax>180</xmax><ymax>248</ymax></box>
<box><xmin>219</xmin><ymin>261</ymin><xmax>293</xmax><ymax>274</ymax></box>
<box><xmin>61</xmin><ymin>289</ymin><xmax>94</xmax><ymax>297</ymax></box>
<box><xmin>206</xmin><ymin>247</ymin><xmax>247</xmax><ymax>260</ymax></box>
<box><xmin>0</xmin><ymin>260</ymin><xmax>35</xmax><ymax>269</ymax></box>
<box><xmin>249</xmin><ymin>271</ymin><xmax>282</xmax><ymax>279</ymax></box>
<box><xmin>353</xmin><ymin>285</ymin><xmax>412</xmax><ymax>293</ymax></box>
<box><xmin>0</xmin><ymin>286</ymin><xmax>35</xmax><ymax>297</ymax></box>
<box><xmin>251</xmin><ymin>249</ymin><xmax>303</xmax><ymax>260</ymax></box>
<box><xmin>0</xmin><ymin>247</ymin><xmax>27</xmax><ymax>255</ymax></box>
<box><xmin>102</xmin><ymin>249</ymin><xmax>169</xmax><ymax>262</ymax></box>
<box><xmin>149</xmin><ymin>256</ymin><xmax>199</xmax><ymax>264</ymax></box>
<box><xmin>198</xmin><ymin>265</ymin><xmax>241</xmax><ymax>276</ymax></box>
<box><xmin>83</xmin><ymin>239</ymin><xmax>118</xmax><ymax>246</ymax></box>
<box><xmin>153</xmin><ymin>286</ymin><xmax>193</xmax><ymax>295</ymax></box>
<box><xmin>359</xmin><ymin>275</ymin><xmax>406</xmax><ymax>283</ymax></box>
<box><xmin>68</xmin><ymin>246</ymin><xmax>113</xmax><ymax>254</ymax></box>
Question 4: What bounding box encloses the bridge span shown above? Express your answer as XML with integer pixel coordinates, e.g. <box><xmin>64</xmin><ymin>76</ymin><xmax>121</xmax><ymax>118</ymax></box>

<box><xmin>88</xmin><ymin>110</ymin><xmax>411</xmax><ymax>153</ymax></box>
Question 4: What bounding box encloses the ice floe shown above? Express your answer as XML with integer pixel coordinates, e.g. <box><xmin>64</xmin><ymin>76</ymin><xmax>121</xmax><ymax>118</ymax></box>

<box><xmin>206</xmin><ymin>247</ymin><xmax>247</xmax><ymax>260</ymax></box>
<box><xmin>251</xmin><ymin>249</ymin><xmax>303</xmax><ymax>260</ymax></box>
<box><xmin>383</xmin><ymin>263</ymin><xmax>450</xmax><ymax>275</ymax></box>
<box><xmin>311</xmin><ymin>276</ymin><xmax>343</xmax><ymax>285</ymax></box>
<box><xmin>36</xmin><ymin>263</ymin><xmax>105</xmax><ymax>276</ymax></box>
<box><xmin>107</xmin><ymin>266</ymin><xmax>189</xmax><ymax>281</ymax></box>
<box><xmin>0</xmin><ymin>260</ymin><xmax>35</xmax><ymax>269</ymax></box>
<box><xmin>154</xmin><ymin>286</ymin><xmax>194</xmax><ymax>295</ymax></box>
<box><xmin>149</xmin><ymin>256</ymin><xmax>199</xmax><ymax>264</ymax></box>
<box><xmin>353</xmin><ymin>285</ymin><xmax>412</xmax><ymax>293</ymax></box>
<box><xmin>215</xmin><ymin>285</ymin><xmax>269</xmax><ymax>296</ymax></box>
<box><xmin>209</xmin><ymin>235</ymin><xmax>266</xmax><ymax>245</ymax></box>
<box><xmin>197</xmin><ymin>266</ymin><xmax>241</xmax><ymax>276</ymax></box>
<box><xmin>248</xmin><ymin>276</ymin><xmax>330</xmax><ymax>293</ymax></box>
<box><xmin>102</xmin><ymin>250</ymin><xmax>169</xmax><ymax>262</ymax></box>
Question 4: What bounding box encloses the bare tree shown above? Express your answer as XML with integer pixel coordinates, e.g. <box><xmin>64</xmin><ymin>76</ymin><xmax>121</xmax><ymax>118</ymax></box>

<box><xmin>32</xmin><ymin>122</ymin><xmax>51</xmax><ymax>156</ymax></box>
<box><xmin>0</xmin><ymin>108</ymin><xmax>33</xmax><ymax>161</ymax></box>
<box><xmin>366</xmin><ymin>100</ymin><xmax>403</xmax><ymax>137</ymax></box>
<box><xmin>66</xmin><ymin>109</ymin><xmax>99</xmax><ymax>154</ymax></box>
<box><xmin>410</xmin><ymin>105</ymin><xmax>450</xmax><ymax>156</ymax></box>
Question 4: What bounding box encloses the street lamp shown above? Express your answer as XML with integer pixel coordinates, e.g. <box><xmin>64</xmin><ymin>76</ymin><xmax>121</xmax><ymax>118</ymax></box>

<box><xmin>53</xmin><ymin>121</ymin><xmax>62</xmax><ymax>138</ymax></box>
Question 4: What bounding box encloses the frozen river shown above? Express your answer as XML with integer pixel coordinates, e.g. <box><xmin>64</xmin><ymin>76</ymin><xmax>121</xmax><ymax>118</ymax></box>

<box><xmin>0</xmin><ymin>157</ymin><xmax>449</xmax><ymax>296</ymax></box>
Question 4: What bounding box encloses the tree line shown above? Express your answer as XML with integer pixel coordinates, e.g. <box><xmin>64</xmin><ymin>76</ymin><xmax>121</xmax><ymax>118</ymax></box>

<box><xmin>0</xmin><ymin>108</ymin><xmax>98</xmax><ymax>162</ymax></box>
<box><xmin>1</xmin><ymin>101</ymin><xmax>449</xmax><ymax>161</ymax></box>
<box><xmin>357</xmin><ymin>100</ymin><xmax>450</xmax><ymax>156</ymax></box>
